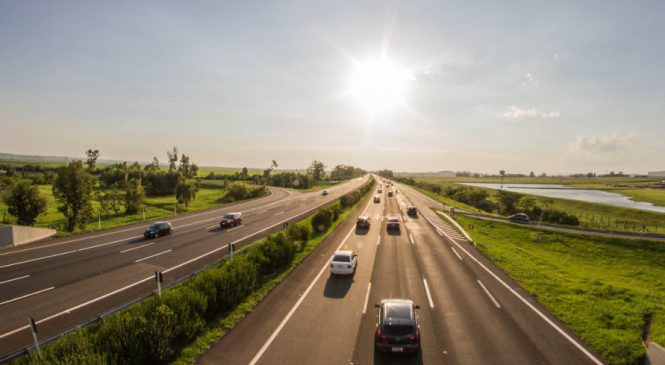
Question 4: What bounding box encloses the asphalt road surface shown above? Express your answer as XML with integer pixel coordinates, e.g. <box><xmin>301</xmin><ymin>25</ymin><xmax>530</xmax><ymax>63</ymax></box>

<box><xmin>0</xmin><ymin>176</ymin><xmax>368</xmax><ymax>359</ymax></box>
<box><xmin>198</xmin><ymin>178</ymin><xmax>605</xmax><ymax>365</ymax></box>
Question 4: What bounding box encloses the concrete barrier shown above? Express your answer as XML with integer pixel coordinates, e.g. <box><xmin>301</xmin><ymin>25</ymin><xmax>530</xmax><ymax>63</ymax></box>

<box><xmin>648</xmin><ymin>342</ymin><xmax>665</xmax><ymax>365</ymax></box>
<box><xmin>0</xmin><ymin>225</ymin><xmax>56</xmax><ymax>248</ymax></box>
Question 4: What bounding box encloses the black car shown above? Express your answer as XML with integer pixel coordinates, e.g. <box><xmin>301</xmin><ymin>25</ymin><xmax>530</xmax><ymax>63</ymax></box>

<box><xmin>507</xmin><ymin>213</ymin><xmax>530</xmax><ymax>224</ymax></box>
<box><xmin>407</xmin><ymin>206</ymin><xmax>417</xmax><ymax>216</ymax></box>
<box><xmin>375</xmin><ymin>299</ymin><xmax>421</xmax><ymax>353</ymax></box>
<box><xmin>144</xmin><ymin>221</ymin><xmax>173</xmax><ymax>238</ymax></box>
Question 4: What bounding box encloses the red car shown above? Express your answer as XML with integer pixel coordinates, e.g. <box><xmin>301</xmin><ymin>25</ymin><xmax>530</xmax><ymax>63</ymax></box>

<box><xmin>220</xmin><ymin>212</ymin><xmax>242</xmax><ymax>228</ymax></box>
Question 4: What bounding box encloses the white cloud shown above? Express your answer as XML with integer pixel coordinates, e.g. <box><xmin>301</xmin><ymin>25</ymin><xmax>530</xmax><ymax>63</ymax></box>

<box><xmin>499</xmin><ymin>106</ymin><xmax>561</xmax><ymax>119</ymax></box>
<box><xmin>569</xmin><ymin>134</ymin><xmax>634</xmax><ymax>153</ymax></box>
<box><xmin>521</xmin><ymin>72</ymin><xmax>539</xmax><ymax>87</ymax></box>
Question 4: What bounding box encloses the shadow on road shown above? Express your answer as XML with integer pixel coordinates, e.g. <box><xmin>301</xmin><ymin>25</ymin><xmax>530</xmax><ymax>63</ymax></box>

<box><xmin>128</xmin><ymin>237</ymin><xmax>146</xmax><ymax>244</ymax></box>
<box><xmin>374</xmin><ymin>351</ymin><xmax>423</xmax><ymax>365</ymax></box>
<box><xmin>323</xmin><ymin>274</ymin><xmax>354</xmax><ymax>298</ymax></box>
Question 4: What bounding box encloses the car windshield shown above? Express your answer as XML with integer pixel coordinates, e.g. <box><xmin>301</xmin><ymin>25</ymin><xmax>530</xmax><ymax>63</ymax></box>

<box><xmin>385</xmin><ymin>304</ymin><xmax>412</xmax><ymax>320</ymax></box>
<box><xmin>222</xmin><ymin>214</ymin><xmax>235</xmax><ymax>219</ymax></box>
<box><xmin>333</xmin><ymin>254</ymin><xmax>351</xmax><ymax>262</ymax></box>
<box><xmin>148</xmin><ymin>223</ymin><xmax>160</xmax><ymax>229</ymax></box>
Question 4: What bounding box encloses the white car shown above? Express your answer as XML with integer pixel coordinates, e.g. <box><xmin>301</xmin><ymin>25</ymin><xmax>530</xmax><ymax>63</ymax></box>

<box><xmin>374</xmin><ymin>195</ymin><xmax>381</xmax><ymax>203</ymax></box>
<box><xmin>330</xmin><ymin>250</ymin><xmax>358</xmax><ymax>275</ymax></box>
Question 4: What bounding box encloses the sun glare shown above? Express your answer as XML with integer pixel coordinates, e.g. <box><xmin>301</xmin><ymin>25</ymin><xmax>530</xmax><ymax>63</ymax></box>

<box><xmin>349</xmin><ymin>58</ymin><xmax>411</xmax><ymax>111</ymax></box>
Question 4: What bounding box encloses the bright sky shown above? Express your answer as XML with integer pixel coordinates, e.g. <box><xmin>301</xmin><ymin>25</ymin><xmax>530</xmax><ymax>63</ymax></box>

<box><xmin>1</xmin><ymin>1</ymin><xmax>663</xmax><ymax>174</ymax></box>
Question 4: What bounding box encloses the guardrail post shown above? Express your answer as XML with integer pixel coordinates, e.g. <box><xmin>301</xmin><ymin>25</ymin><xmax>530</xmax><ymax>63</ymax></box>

<box><xmin>155</xmin><ymin>271</ymin><xmax>163</xmax><ymax>298</ymax></box>
<box><xmin>28</xmin><ymin>317</ymin><xmax>41</xmax><ymax>360</ymax></box>
<box><xmin>229</xmin><ymin>243</ymin><xmax>236</xmax><ymax>258</ymax></box>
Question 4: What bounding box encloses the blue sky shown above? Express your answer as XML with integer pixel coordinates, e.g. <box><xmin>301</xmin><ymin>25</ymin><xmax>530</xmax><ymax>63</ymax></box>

<box><xmin>1</xmin><ymin>0</ymin><xmax>663</xmax><ymax>174</ymax></box>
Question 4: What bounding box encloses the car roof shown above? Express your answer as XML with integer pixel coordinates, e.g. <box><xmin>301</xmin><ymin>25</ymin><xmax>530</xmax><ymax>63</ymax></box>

<box><xmin>151</xmin><ymin>221</ymin><xmax>168</xmax><ymax>225</ymax></box>
<box><xmin>380</xmin><ymin>299</ymin><xmax>415</xmax><ymax>323</ymax></box>
<box><xmin>334</xmin><ymin>250</ymin><xmax>354</xmax><ymax>256</ymax></box>
<box><xmin>358</xmin><ymin>215</ymin><xmax>369</xmax><ymax>220</ymax></box>
<box><xmin>387</xmin><ymin>215</ymin><xmax>400</xmax><ymax>220</ymax></box>
<box><xmin>225</xmin><ymin>212</ymin><xmax>242</xmax><ymax>216</ymax></box>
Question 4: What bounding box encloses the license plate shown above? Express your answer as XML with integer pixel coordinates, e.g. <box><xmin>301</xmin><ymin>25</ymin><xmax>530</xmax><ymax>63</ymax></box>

<box><xmin>391</xmin><ymin>347</ymin><xmax>403</xmax><ymax>352</ymax></box>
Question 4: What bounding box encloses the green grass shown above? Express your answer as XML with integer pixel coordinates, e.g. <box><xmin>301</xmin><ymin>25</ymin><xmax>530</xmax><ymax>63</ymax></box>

<box><xmin>412</xmin><ymin>175</ymin><xmax>661</xmax><ymax>186</ymax></box>
<box><xmin>0</xmin><ymin>182</ymin><xmax>266</xmax><ymax>236</ymax></box>
<box><xmin>455</xmin><ymin>214</ymin><xmax>665</xmax><ymax>365</ymax></box>
<box><xmin>171</xmin><ymin>183</ymin><xmax>373</xmax><ymax>364</ymax></box>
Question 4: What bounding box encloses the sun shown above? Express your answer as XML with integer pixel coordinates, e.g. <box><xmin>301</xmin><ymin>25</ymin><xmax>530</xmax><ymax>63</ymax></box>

<box><xmin>349</xmin><ymin>57</ymin><xmax>411</xmax><ymax>111</ymax></box>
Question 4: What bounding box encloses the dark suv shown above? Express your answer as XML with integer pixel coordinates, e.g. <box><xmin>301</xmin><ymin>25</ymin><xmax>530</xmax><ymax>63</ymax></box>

<box><xmin>220</xmin><ymin>212</ymin><xmax>242</xmax><ymax>228</ymax></box>
<box><xmin>507</xmin><ymin>213</ymin><xmax>530</xmax><ymax>224</ymax></box>
<box><xmin>356</xmin><ymin>215</ymin><xmax>371</xmax><ymax>229</ymax></box>
<box><xmin>375</xmin><ymin>299</ymin><xmax>421</xmax><ymax>353</ymax></box>
<box><xmin>144</xmin><ymin>221</ymin><xmax>173</xmax><ymax>239</ymax></box>
<box><xmin>407</xmin><ymin>206</ymin><xmax>417</xmax><ymax>216</ymax></box>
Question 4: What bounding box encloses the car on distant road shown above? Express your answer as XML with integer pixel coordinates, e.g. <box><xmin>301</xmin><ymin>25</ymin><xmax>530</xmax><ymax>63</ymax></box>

<box><xmin>330</xmin><ymin>250</ymin><xmax>357</xmax><ymax>275</ymax></box>
<box><xmin>143</xmin><ymin>221</ymin><xmax>173</xmax><ymax>239</ymax></box>
<box><xmin>407</xmin><ymin>206</ymin><xmax>417</xmax><ymax>216</ymax></box>
<box><xmin>322</xmin><ymin>190</ymin><xmax>329</xmax><ymax>195</ymax></box>
<box><xmin>378</xmin><ymin>188</ymin><xmax>382</xmax><ymax>193</ymax></box>
<box><xmin>386</xmin><ymin>215</ymin><xmax>400</xmax><ymax>231</ymax></box>
<box><xmin>356</xmin><ymin>215</ymin><xmax>371</xmax><ymax>229</ymax></box>
<box><xmin>220</xmin><ymin>212</ymin><xmax>242</xmax><ymax>228</ymax></box>
<box><xmin>374</xmin><ymin>195</ymin><xmax>381</xmax><ymax>203</ymax></box>
<box><xmin>507</xmin><ymin>213</ymin><xmax>530</xmax><ymax>224</ymax></box>
<box><xmin>374</xmin><ymin>299</ymin><xmax>421</xmax><ymax>353</ymax></box>
<box><xmin>388</xmin><ymin>191</ymin><xmax>394</xmax><ymax>197</ymax></box>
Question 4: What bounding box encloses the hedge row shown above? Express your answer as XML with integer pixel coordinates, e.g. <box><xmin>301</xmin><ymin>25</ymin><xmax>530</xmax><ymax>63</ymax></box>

<box><xmin>12</xmin><ymin>177</ymin><xmax>373</xmax><ymax>365</ymax></box>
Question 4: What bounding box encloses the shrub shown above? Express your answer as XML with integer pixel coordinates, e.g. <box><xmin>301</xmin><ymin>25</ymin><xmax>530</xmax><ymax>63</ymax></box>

<box><xmin>311</xmin><ymin>208</ymin><xmax>333</xmax><ymax>232</ymax></box>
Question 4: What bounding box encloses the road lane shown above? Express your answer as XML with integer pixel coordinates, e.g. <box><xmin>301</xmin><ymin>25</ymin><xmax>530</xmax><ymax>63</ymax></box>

<box><xmin>0</xmin><ymin>177</ymin><xmax>369</xmax><ymax>359</ymax></box>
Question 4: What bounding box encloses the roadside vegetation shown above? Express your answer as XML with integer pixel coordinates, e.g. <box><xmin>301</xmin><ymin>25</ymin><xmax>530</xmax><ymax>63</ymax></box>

<box><xmin>396</xmin><ymin>176</ymin><xmax>665</xmax><ymax>234</ymax></box>
<box><xmin>0</xmin><ymin>153</ymin><xmax>365</xmax><ymax>236</ymax></box>
<box><xmin>9</xmin><ymin>178</ymin><xmax>374</xmax><ymax>365</ymax></box>
<box><xmin>453</xmin><ymin>214</ymin><xmax>665</xmax><ymax>365</ymax></box>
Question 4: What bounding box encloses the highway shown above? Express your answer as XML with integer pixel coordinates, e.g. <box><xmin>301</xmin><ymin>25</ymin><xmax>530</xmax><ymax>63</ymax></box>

<box><xmin>198</xmin><ymin>178</ymin><xmax>605</xmax><ymax>365</ymax></box>
<box><xmin>0</xmin><ymin>176</ymin><xmax>368</xmax><ymax>359</ymax></box>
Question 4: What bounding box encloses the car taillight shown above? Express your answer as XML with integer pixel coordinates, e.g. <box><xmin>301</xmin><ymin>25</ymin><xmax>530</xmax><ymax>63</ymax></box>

<box><xmin>376</xmin><ymin>329</ymin><xmax>388</xmax><ymax>342</ymax></box>
<box><xmin>331</xmin><ymin>263</ymin><xmax>334</xmax><ymax>268</ymax></box>
<box><xmin>347</xmin><ymin>264</ymin><xmax>352</xmax><ymax>268</ymax></box>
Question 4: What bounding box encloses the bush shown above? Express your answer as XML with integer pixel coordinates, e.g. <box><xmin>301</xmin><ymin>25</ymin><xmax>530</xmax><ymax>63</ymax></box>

<box><xmin>311</xmin><ymin>208</ymin><xmax>333</xmax><ymax>232</ymax></box>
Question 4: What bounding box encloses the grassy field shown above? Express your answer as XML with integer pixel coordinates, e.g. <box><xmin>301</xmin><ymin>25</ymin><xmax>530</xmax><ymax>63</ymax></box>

<box><xmin>408</xmin><ymin>178</ymin><xmax>665</xmax><ymax>234</ymax></box>
<box><xmin>411</xmin><ymin>175</ymin><xmax>661</xmax><ymax>186</ymax></box>
<box><xmin>455</xmin><ymin>214</ymin><xmax>665</xmax><ymax>365</ymax></box>
<box><xmin>0</xmin><ymin>181</ymin><xmax>265</xmax><ymax>236</ymax></box>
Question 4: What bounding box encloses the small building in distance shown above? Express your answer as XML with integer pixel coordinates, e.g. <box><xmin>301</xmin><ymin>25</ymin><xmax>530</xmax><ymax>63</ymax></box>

<box><xmin>648</xmin><ymin>171</ymin><xmax>665</xmax><ymax>178</ymax></box>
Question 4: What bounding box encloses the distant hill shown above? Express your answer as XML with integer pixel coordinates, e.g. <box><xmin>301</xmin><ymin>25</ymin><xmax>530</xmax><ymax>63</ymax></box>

<box><xmin>397</xmin><ymin>171</ymin><xmax>456</xmax><ymax>177</ymax></box>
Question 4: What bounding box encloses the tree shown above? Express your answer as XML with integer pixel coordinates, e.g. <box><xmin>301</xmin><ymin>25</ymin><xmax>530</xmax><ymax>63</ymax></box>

<box><xmin>125</xmin><ymin>178</ymin><xmax>147</xmax><ymax>214</ymax></box>
<box><xmin>308</xmin><ymin>160</ymin><xmax>326</xmax><ymax>182</ymax></box>
<box><xmin>529</xmin><ymin>171</ymin><xmax>535</xmax><ymax>177</ymax></box>
<box><xmin>240</xmin><ymin>167</ymin><xmax>249</xmax><ymax>179</ymax></box>
<box><xmin>85</xmin><ymin>149</ymin><xmax>100</xmax><ymax>171</ymax></box>
<box><xmin>175</xmin><ymin>181</ymin><xmax>198</xmax><ymax>210</ymax></box>
<box><xmin>167</xmin><ymin>147</ymin><xmax>178</xmax><ymax>172</ymax></box>
<box><xmin>4</xmin><ymin>181</ymin><xmax>47</xmax><ymax>226</ymax></box>
<box><xmin>263</xmin><ymin>160</ymin><xmax>278</xmax><ymax>181</ymax></box>
<box><xmin>52</xmin><ymin>161</ymin><xmax>94</xmax><ymax>231</ymax></box>
<box><xmin>178</xmin><ymin>154</ymin><xmax>191</xmax><ymax>177</ymax></box>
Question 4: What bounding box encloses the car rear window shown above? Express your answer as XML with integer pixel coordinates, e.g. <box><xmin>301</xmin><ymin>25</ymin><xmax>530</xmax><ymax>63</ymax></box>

<box><xmin>381</xmin><ymin>324</ymin><xmax>415</xmax><ymax>336</ymax></box>
<box><xmin>333</xmin><ymin>254</ymin><xmax>351</xmax><ymax>262</ymax></box>
<box><xmin>223</xmin><ymin>214</ymin><xmax>235</xmax><ymax>219</ymax></box>
<box><xmin>385</xmin><ymin>304</ymin><xmax>412</xmax><ymax>320</ymax></box>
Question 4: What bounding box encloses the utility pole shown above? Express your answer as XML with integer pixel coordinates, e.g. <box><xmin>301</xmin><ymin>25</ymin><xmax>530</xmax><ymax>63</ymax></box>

<box><xmin>500</xmin><ymin>170</ymin><xmax>506</xmax><ymax>189</ymax></box>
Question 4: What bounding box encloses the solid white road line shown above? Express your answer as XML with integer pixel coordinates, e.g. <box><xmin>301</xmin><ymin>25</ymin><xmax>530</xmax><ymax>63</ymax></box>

<box><xmin>120</xmin><ymin>243</ymin><xmax>154</xmax><ymax>253</ymax></box>
<box><xmin>409</xmin><ymin>233</ymin><xmax>415</xmax><ymax>245</ymax></box>
<box><xmin>436</xmin><ymin>228</ymin><xmax>444</xmax><ymax>236</ymax></box>
<box><xmin>451</xmin><ymin>246</ymin><xmax>463</xmax><ymax>261</ymax></box>
<box><xmin>249</xmin><ymin>197</ymin><xmax>373</xmax><ymax>365</ymax></box>
<box><xmin>0</xmin><ymin>275</ymin><xmax>30</xmax><ymax>285</ymax></box>
<box><xmin>376</xmin><ymin>236</ymin><xmax>381</xmax><ymax>246</ymax></box>
<box><xmin>135</xmin><ymin>249</ymin><xmax>172</xmax><ymax>263</ymax></box>
<box><xmin>274</xmin><ymin>211</ymin><xmax>286</xmax><ymax>216</ymax></box>
<box><xmin>363</xmin><ymin>282</ymin><xmax>372</xmax><ymax>314</ymax></box>
<box><xmin>1</xmin><ymin>286</ymin><xmax>55</xmax><ymax>306</ymax></box>
<box><xmin>418</xmin><ymin>204</ymin><xmax>604</xmax><ymax>365</ymax></box>
<box><xmin>422</xmin><ymin>278</ymin><xmax>435</xmax><ymax>308</ymax></box>
<box><xmin>477</xmin><ymin>280</ymin><xmax>501</xmax><ymax>308</ymax></box>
